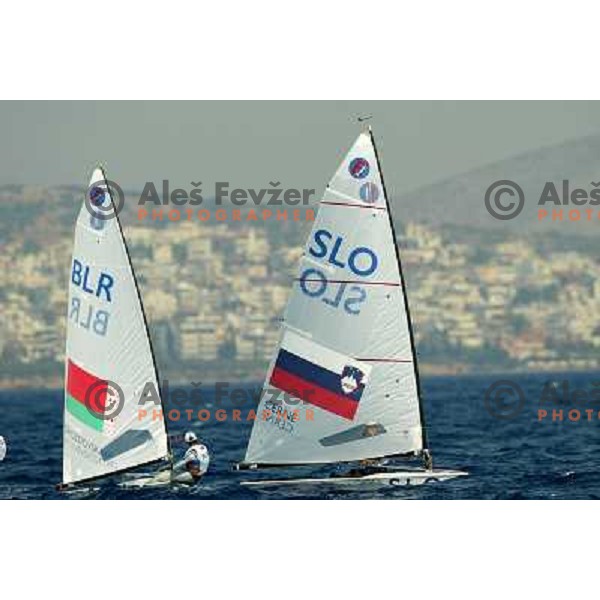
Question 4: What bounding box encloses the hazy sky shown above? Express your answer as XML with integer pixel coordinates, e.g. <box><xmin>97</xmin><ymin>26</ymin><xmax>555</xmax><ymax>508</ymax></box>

<box><xmin>3</xmin><ymin>101</ymin><xmax>600</xmax><ymax>194</ymax></box>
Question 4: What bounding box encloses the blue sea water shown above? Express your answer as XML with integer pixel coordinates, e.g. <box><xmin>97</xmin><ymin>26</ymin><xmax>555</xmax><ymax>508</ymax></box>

<box><xmin>1</xmin><ymin>372</ymin><xmax>599</xmax><ymax>499</ymax></box>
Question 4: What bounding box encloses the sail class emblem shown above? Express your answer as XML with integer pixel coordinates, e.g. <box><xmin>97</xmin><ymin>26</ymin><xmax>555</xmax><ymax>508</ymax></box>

<box><xmin>348</xmin><ymin>157</ymin><xmax>370</xmax><ymax>179</ymax></box>
<box><xmin>89</xmin><ymin>185</ymin><xmax>108</xmax><ymax>231</ymax></box>
<box><xmin>90</xmin><ymin>186</ymin><xmax>106</xmax><ymax>206</ymax></box>
<box><xmin>340</xmin><ymin>365</ymin><xmax>366</xmax><ymax>395</ymax></box>
<box><xmin>359</xmin><ymin>182</ymin><xmax>379</xmax><ymax>204</ymax></box>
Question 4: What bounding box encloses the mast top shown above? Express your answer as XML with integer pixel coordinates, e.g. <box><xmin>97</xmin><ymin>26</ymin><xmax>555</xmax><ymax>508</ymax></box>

<box><xmin>356</xmin><ymin>114</ymin><xmax>373</xmax><ymax>133</ymax></box>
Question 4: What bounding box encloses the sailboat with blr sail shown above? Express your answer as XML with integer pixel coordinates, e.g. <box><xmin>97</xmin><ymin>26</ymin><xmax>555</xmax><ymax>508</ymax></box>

<box><xmin>236</xmin><ymin>127</ymin><xmax>467</xmax><ymax>487</ymax></box>
<box><xmin>58</xmin><ymin>168</ymin><xmax>174</xmax><ymax>491</ymax></box>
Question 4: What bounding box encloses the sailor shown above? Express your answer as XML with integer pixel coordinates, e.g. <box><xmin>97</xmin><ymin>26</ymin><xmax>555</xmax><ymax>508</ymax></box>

<box><xmin>423</xmin><ymin>449</ymin><xmax>433</xmax><ymax>471</ymax></box>
<box><xmin>172</xmin><ymin>431</ymin><xmax>210</xmax><ymax>483</ymax></box>
<box><xmin>338</xmin><ymin>458</ymin><xmax>381</xmax><ymax>478</ymax></box>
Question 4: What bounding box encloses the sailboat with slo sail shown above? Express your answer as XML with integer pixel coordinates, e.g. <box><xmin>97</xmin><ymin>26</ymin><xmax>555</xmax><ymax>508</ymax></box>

<box><xmin>236</xmin><ymin>127</ymin><xmax>467</xmax><ymax>486</ymax></box>
<box><xmin>58</xmin><ymin>167</ymin><xmax>172</xmax><ymax>490</ymax></box>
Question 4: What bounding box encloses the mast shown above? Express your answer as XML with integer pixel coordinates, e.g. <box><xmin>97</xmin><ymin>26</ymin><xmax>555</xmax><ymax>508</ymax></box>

<box><xmin>367</xmin><ymin>127</ymin><xmax>430</xmax><ymax>459</ymax></box>
<box><xmin>108</xmin><ymin>169</ymin><xmax>173</xmax><ymax>467</ymax></box>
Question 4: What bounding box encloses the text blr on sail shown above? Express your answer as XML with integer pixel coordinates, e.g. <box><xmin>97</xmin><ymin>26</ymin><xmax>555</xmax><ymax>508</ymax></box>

<box><xmin>70</xmin><ymin>259</ymin><xmax>114</xmax><ymax>337</ymax></box>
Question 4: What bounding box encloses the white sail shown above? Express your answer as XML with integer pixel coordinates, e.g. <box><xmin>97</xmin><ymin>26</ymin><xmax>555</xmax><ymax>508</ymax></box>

<box><xmin>62</xmin><ymin>168</ymin><xmax>169</xmax><ymax>485</ymax></box>
<box><xmin>244</xmin><ymin>130</ymin><xmax>425</xmax><ymax>465</ymax></box>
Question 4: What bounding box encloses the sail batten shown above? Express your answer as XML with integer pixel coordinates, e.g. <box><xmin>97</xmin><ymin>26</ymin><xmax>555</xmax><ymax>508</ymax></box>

<box><xmin>62</xmin><ymin>168</ymin><xmax>169</xmax><ymax>485</ymax></box>
<box><xmin>244</xmin><ymin>130</ymin><xmax>426</xmax><ymax>466</ymax></box>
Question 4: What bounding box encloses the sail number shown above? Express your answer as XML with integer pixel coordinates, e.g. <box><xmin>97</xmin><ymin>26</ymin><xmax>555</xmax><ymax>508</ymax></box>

<box><xmin>69</xmin><ymin>258</ymin><xmax>114</xmax><ymax>336</ymax></box>
<box><xmin>299</xmin><ymin>229</ymin><xmax>379</xmax><ymax>315</ymax></box>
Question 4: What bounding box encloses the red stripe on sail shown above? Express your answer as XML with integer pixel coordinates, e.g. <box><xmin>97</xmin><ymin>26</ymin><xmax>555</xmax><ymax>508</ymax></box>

<box><xmin>294</xmin><ymin>279</ymin><xmax>400</xmax><ymax>287</ymax></box>
<box><xmin>270</xmin><ymin>367</ymin><xmax>359</xmax><ymax>420</ymax></box>
<box><xmin>66</xmin><ymin>359</ymin><xmax>107</xmax><ymax>414</ymax></box>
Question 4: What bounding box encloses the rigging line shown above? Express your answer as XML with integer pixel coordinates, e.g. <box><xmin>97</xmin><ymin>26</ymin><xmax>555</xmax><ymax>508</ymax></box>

<box><xmin>326</xmin><ymin>185</ymin><xmax>383</xmax><ymax>205</ymax></box>
<box><xmin>354</xmin><ymin>358</ymin><xmax>414</xmax><ymax>363</ymax></box>
<box><xmin>320</xmin><ymin>201</ymin><xmax>387</xmax><ymax>211</ymax></box>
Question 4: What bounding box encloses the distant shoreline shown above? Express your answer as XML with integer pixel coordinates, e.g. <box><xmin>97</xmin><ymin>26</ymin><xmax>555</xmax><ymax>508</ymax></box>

<box><xmin>1</xmin><ymin>363</ymin><xmax>599</xmax><ymax>392</ymax></box>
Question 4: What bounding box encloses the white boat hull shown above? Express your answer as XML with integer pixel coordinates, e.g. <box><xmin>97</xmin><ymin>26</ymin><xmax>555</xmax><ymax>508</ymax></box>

<box><xmin>241</xmin><ymin>468</ymin><xmax>468</xmax><ymax>488</ymax></box>
<box><xmin>118</xmin><ymin>469</ymin><xmax>196</xmax><ymax>489</ymax></box>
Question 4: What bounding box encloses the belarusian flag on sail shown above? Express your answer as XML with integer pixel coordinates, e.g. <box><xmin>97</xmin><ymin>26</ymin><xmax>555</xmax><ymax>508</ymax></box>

<box><xmin>65</xmin><ymin>359</ymin><xmax>108</xmax><ymax>431</ymax></box>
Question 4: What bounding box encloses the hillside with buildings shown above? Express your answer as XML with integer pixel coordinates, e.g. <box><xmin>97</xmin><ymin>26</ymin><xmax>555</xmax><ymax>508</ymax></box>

<box><xmin>1</xmin><ymin>184</ymin><xmax>599</xmax><ymax>388</ymax></box>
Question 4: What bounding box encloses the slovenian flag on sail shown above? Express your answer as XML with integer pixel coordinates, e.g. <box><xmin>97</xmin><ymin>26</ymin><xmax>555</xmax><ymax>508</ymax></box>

<box><xmin>65</xmin><ymin>359</ymin><xmax>107</xmax><ymax>431</ymax></box>
<box><xmin>269</xmin><ymin>331</ymin><xmax>371</xmax><ymax>420</ymax></box>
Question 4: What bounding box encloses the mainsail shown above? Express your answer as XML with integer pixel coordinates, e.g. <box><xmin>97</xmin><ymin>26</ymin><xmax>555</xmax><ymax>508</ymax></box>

<box><xmin>243</xmin><ymin>129</ymin><xmax>427</xmax><ymax>466</ymax></box>
<box><xmin>62</xmin><ymin>168</ymin><xmax>170</xmax><ymax>485</ymax></box>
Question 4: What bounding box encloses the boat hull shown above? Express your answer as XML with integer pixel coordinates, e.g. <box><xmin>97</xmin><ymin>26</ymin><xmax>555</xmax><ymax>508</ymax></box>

<box><xmin>240</xmin><ymin>468</ymin><xmax>468</xmax><ymax>488</ymax></box>
<box><xmin>118</xmin><ymin>469</ymin><xmax>196</xmax><ymax>489</ymax></box>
